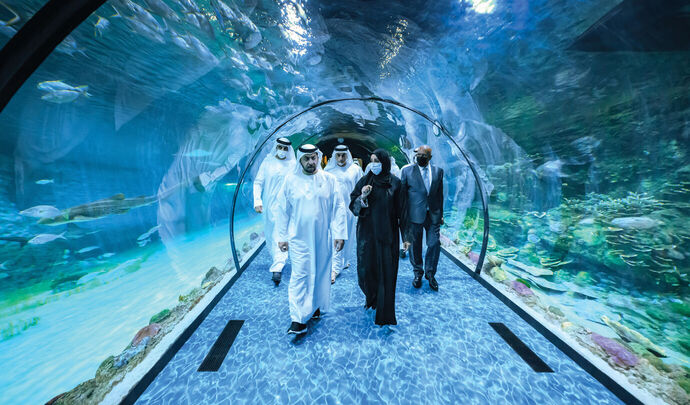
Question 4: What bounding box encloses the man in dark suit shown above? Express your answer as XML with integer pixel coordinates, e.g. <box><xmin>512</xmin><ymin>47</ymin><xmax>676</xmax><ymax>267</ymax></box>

<box><xmin>400</xmin><ymin>145</ymin><xmax>444</xmax><ymax>291</ymax></box>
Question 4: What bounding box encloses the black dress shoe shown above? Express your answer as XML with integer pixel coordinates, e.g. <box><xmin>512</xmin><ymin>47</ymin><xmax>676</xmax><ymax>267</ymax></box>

<box><xmin>399</xmin><ymin>249</ymin><xmax>407</xmax><ymax>258</ymax></box>
<box><xmin>412</xmin><ymin>274</ymin><xmax>422</xmax><ymax>288</ymax></box>
<box><xmin>426</xmin><ymin>274</ymin><xmax>439</xmax><ymax>291</ymax></box>
<box><xmin>272</xmin><ymin>272</ymin><xmax>281</xmax><ymax>286</ymax></box>
<box><xmin>287</xmin><ymin>322</ymin><xmax>307</xmax><ymax>335</ymax></box>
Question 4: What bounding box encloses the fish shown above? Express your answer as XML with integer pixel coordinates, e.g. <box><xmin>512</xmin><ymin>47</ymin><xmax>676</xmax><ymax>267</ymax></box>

<box><xmin>94</xmin><ymin>16</ymin><xmax>110</xmax><ymax>37</ymax></box>
<box><xmin>176</xmin><ymin>0</ymin><xmax>200</xmax><ymax>13</ymax></box>
<box><xmin>0</xmin><ymin>1</ymin><xmax>19</xmax><ymax>37</ymax></box>
<box><xmin>185</xmin><ymin>34</ymin><xmax>218</xmax><ymax>63</ymax></box>
<box><xmin>19</xmin><ymin>205</ymin><xmax>61</xmax><ymax>218</ymax></box>
<box><xmin>41</xmin><ymin>89</ymin><xmax>90</xmax><ymax>104</ymax></box>
<box><xmin>101</xmin><ymin>252</ymin><xmax>116</xmax><ymax>258</ymax></box>
<box><xmin>37</xmin><ymin>80</ymin><xmax>81</xmax><ymax>92</ymax></box>
<box><xmin>35</xmin><ymin>179</ymin><xmax>54</xmax><ymax>185</ymax></box>
<box><xmin>129</xmin><ymin>2</ymin><xmax>165</xmax><ymax>33</ymax></box>
<box><xmin>185</xmin><ymin>12</ymin><xmax>215</xmax><ymax>39</ymax></box>
<box><xmin>196</xmin><ymin>13</ymin><xmax>216</xmax><ymax>40</ymax></box>
<box><xmin>124</xmin><ymin>16</ymin><xmax>165</xmax><ymax>43</ymax></box>
<box><xmin>143</xmin><ymin>0</ymin><xmax>180</xmax><ymax>22</ymax></box>
<box><xmin>601</xmin><ymin>316</ymin><xmax>667</xmax><ymax>357</ymax></box>
<box><xmin>0</xmin><ymin>22</ymin><xmax>17</xmax><ymax>38</ymax></box>
<box><xmin>170</xmin><ymin>29</ymin><xmax>192</xmax><ymax>51</ymax></box>
<box><xmin>137</xmin><ymin>225</ymin><xmax>159</xmax><ymax>241</ymax></box>
<box><xmin>210</xmin><ymin>0</ymin><xmax>236</xmax><ymax>29</ymax></box>
<box><xmin>37</xmin><ymin>193</ymin><xmax>158</xmax><ymax>226</ymax></box>
<box><xmin>55</xmin><ymin>35</ymin><xmax>86</xmax><ymax>57</ymax></box>
<box><xmin>109</xmin><ymin>0</ymin><xmax>137</xmax><ymax>14</ymax></box>
<box><xmin>28</xmin><ymin>232</ymin><xmax>67</xmax><ymax>245</ymax></box>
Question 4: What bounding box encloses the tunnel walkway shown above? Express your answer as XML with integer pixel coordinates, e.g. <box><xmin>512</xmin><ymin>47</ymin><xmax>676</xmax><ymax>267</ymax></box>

<box><xmin>135</xmin><ymin>247</ymin><xmax>621</xmax><ymax>404</ymax></box>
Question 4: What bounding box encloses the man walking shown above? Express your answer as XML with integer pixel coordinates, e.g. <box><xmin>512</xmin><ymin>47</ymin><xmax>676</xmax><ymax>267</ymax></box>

<box><xmin>399</xmin><ymin>145</ymin><xmax>444</xmax><ymax>291</ymax></box>
<box><xmin>253</xmin><ymin>137</ymin><xmax>296</xmax><ymax>286</ymax></box>
<box><xmin>324</xmin><ymin>144</ymin><xmax>363</xmax><ymax>283</ymax></box>
<box><xmin>275</xmin><ymin>144</ymin><xmax>348</xmax><ymax>335</ymax></box>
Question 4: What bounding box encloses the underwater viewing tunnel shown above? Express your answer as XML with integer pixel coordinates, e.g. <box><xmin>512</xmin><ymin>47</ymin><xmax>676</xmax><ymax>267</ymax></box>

<box><xmin>0</xmin><ymin>0</ymin><xmax>689</xmax><ymax>404</ymax></box>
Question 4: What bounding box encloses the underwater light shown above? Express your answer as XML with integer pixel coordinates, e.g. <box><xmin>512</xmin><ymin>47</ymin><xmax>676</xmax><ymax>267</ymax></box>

<box><xmin>469</xmin><ymin>0</ymin><xmax>496</xmax><ymax>14</ymax></box>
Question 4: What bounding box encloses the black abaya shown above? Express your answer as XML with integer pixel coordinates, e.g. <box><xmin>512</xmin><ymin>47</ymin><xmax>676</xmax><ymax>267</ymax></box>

<box><xmin>349</xmin><ymin>173</ymin><xmax>406</xmax><ymax>326</ymax></box>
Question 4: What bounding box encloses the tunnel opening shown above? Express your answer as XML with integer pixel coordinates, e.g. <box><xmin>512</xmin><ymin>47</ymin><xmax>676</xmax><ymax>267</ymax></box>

<box><xmin>228</xmin><ymin>97</ymin><xmax>490</xmax><ymax>279</ymax></box>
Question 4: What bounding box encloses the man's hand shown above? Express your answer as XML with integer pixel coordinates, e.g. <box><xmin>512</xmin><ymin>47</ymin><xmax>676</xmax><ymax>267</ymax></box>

<box><xmin>334</xmin><ymin>239</ymin><xmax>345</xmax><ymax>252</ymax></box>
<box><xmin>361</xmin><ymin>185</ymin><xmax>372</xmax><ymax>198</ymax></box>
<box><xmin>403</xmin><ymin>242</ymin><xmax>411</xmax><ymax>252</ymax></box>
<box><xmin>254</xmin><ymin>205</ymin><xmax>263</xmax><ymax>213</ymax></box>
<box><xmin>278</xmin><ymin>241</ymin><xmax>288</xmax><ymax>252</ymax></box>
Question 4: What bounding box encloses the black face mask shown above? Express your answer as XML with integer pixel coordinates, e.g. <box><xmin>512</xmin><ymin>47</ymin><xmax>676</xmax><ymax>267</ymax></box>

<box><xmin>416</xmin><ymin>155</ymin><xmax>429</xmax><ymax>167</ymax></box>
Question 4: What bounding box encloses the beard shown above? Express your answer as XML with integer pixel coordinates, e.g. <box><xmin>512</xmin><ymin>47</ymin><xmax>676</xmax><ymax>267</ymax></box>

<box><xmin>302</xmin><ymin>163</ymin><xmax>317</xmax><ymax>174</ymax></box>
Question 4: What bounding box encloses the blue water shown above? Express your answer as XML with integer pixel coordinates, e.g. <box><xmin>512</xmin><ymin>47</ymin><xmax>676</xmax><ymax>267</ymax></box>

<box><xmin>137</xmin><ymin>247</ymin><xmax>621</xmax><ymax>404</ymax></box>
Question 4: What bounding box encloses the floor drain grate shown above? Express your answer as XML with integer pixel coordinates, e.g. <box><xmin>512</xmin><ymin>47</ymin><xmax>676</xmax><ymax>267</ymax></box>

<box><xmin>198</xmin><ymin>320</ymin><xmax>244</xmax><ymax>372</ymax></box>
<box><xmin>489</xmin><ymin>322</ymin><xmax>554</xmax><ymax>373</ymax></box>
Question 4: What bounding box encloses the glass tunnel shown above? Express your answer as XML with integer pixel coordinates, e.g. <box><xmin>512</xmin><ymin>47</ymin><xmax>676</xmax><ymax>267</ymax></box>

<box><xmin>0</xmin><ymin>0</ymin><xmax>688</xmax><ymax>404</ymax></box>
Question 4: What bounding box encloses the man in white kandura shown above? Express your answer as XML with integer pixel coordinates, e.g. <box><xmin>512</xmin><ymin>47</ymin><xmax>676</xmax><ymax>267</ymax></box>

<box><xmin>253</xmin><ymin>137</ymin><xmax>296</xmax><ymax>286</ymax></box>
<box><xmin>324</xmin><ymin>144</ymin><xmax>363</xmax><ymax>284</ymax></box>
<box><xmin>275</xmin><ymin>144</ymin><xmax>348</xmax><ymax>335</ymax></box>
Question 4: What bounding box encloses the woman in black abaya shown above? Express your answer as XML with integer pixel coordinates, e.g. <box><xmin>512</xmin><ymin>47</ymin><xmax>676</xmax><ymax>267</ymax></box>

<box><xmin>349</xmin><ymin>149</ymin><xmax>407</xmax><ymax>326</ymax></box>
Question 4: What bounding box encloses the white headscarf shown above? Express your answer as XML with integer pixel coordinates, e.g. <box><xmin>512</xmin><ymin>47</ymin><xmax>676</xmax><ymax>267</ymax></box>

<box><xmin>324</xmin><ymin>144</ymin><xmax>354</xmax><ymax>172</ymax></box>
<box><xmin>267</xmin><ymin>137</ymin><xmax>295</xmax><ymax>163</ymax></box>
<box><xmin>294</xmin><ymin>144</ymin><xmax>323</xmax><ymax>176</ymax></box>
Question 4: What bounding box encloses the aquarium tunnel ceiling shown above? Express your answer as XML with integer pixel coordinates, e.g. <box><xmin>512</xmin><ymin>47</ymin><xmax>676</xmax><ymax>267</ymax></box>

<box><xmin>1</xmin><ymin>0</ymin><xmax>690</xmax><ymax>403</ymax></box>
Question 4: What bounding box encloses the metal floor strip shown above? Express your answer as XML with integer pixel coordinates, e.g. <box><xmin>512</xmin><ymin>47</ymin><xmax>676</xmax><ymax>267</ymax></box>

<box><xmin>489</xmin><ymin>322</ymin><xmax>554</xmax><ymax>373</ymax></box>
<box><xmin>198</xmin><ymin>320</ymin><xmax>244</xmax><ymax>372</ymax></box>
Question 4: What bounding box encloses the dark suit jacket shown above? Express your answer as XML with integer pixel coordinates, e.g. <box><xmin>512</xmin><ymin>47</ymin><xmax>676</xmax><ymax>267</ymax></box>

<box><xmin>399</xmin><ymin>163</ymin><xmax>444</xmax><ymax>225</ymax></box>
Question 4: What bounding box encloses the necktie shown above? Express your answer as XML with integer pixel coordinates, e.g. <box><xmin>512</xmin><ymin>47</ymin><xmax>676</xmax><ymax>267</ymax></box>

<box><xmin>422</xmin><ymin>166</ymin><xmax>430</xmax><ymax>194</ymax></box>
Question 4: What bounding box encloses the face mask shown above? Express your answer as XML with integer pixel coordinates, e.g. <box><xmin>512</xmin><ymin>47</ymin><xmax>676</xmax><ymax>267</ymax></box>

<box><xmin>276</xmin><ymin>150</ymin><xmax>287</xmax><ymax>159</ymax></box>
<box><xmin>370</xmin><ymin>162</ymin><xmax>382</xmax><ymax>175</ymax></box>
<box><xmin>416</xmin><ymin>155</ymin><xmax>429</xmax><ymax>167</ymax></box>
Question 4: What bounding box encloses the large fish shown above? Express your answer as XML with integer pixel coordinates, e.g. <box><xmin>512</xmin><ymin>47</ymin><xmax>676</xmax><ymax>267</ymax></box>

<box><xmin>38</xmin><ymin>193</ymin><xmax>158</xmax><ymax>226</ymax></box>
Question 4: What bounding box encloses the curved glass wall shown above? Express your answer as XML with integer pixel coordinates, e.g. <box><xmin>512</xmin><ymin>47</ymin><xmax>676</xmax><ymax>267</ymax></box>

<box><xmin>0</xmin><ymin>0</ymin><xmax>688</xmax><ymax>404</ymax></box>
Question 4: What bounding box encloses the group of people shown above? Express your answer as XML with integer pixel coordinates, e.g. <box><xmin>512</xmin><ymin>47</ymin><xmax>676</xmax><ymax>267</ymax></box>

<box><xmin>253</xmin><ymin>137</ymin><xmax>444</xmax><ymax>335</ymax></box>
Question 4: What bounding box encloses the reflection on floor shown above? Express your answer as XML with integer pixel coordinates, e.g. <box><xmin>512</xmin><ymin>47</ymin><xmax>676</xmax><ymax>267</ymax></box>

<box><xmin>137</xmin><ymin>247</ymin><xmax>622</xmax><ymax>404</ymax></box>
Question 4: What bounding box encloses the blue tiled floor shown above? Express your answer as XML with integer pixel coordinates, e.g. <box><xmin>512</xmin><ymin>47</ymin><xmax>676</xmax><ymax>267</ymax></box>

<box><xmin>137</xmin><ymin>247</ymin><xmax>621</xmax><ymax>404</ymax></box>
